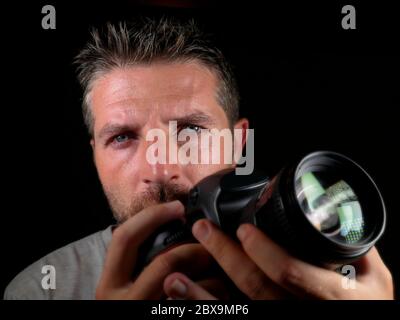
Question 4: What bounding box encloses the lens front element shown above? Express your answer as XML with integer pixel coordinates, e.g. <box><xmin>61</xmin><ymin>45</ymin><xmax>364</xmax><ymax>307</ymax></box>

<box><xmin>296</xmin><ymin>171</ymin><xmax>365</xmax><ymax>244</ymax></box>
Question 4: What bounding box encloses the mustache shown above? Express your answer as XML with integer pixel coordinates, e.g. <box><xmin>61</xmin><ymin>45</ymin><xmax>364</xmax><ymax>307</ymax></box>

<box><xmin>142</xmin><ymin>182</ymin><xmax>189</xmax><ymax>204</ymax></box>
<box><xmin>122</xmin><ymin>182</ymin><xmax>189</xmax><ymax>222</ymax></box>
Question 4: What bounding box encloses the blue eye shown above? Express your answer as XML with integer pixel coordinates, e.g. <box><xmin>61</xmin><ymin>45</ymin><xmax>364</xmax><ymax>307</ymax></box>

<box><xmin>185</xmin><ymin>124</ymin><xmax>202</xmax><ymax>133</ymax></box>
<box><xmin>114</xmin><ymin>134</ymin><xmax>130</xmax><ymax>143</ymax></box>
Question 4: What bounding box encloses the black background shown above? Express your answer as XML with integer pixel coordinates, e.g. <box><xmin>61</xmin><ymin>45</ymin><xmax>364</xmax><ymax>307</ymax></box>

<box><xmin>1</xmin><ymin>0</ymin><xmax>399</xmax><ymax>299</ymax></box>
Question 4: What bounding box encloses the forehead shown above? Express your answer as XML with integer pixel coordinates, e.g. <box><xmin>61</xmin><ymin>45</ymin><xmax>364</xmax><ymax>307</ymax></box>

<box><xmin>90</xmin><ymin>61</ymin><xmax>226</xmax><ymax>127</ymax></box>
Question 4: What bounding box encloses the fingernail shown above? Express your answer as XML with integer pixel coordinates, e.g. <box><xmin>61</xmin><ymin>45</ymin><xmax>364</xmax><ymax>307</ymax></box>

<box><xmin>193</xmin><ymin>221</ymin><xmax>210</xmax><ymax>241</ymax></box>
<box><xmin>170</xmin><ymin>279</ymin><xmax>187</xmax><ymax>299</ymax></box>
<box><xmin>237</xmin><ymin>224</ymin><xmax>250</xmax><ymax>241</ymax></box>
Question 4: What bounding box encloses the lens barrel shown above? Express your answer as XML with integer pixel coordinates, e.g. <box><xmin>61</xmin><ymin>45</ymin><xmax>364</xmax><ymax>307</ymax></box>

<box><xmin>252</xmin><ymin>151</ymin><xmax>386</xmax><ymax>265</ymax></box>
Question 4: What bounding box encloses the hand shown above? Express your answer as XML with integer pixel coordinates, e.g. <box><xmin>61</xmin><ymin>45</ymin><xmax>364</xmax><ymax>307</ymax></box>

<box><xmin>164</xmin><ymin>220</ymin><xmax>394</xmax><ymax>300</ymax></box>
<box><xmin>96</xmin><ymin>201</ymin><xmax>226</xmax><ymax>299</ymax></box>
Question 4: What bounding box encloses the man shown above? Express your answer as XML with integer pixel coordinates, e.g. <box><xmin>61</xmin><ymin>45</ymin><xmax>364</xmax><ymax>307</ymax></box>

<box><xmin>4</xmin><ymin>17</ymin><xmax>393</xmax><ymax>300</ymax></box>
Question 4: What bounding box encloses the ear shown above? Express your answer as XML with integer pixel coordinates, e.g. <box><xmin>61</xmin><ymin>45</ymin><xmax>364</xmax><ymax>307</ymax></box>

<box><xmin>234</xmin><ymin>118</ymin><xmax>249</xmax><ymax>149</ymax></box>
<box><xmin>233</xmin><ymin>118</ymin><xmax>249</xmax><ymax>164</ymax></box>
<box><xmin>90</xmin><ymin>138</ymin><xmax>96</xmax><ymax>166</ymax></box>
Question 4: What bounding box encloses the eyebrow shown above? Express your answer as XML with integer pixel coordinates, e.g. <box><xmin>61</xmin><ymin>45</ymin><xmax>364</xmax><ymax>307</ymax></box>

<box><xmin>97</xmin><ymin>124</ymin><xmax>138</xmax><ymax>141</ymax></box>
<box><xmin>173</xmin><ymin>111</ymin><xmax>216</xmax><ymax>127</ymax></box>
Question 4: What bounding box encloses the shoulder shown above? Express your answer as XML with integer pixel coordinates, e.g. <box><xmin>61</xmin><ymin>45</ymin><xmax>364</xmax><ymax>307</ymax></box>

<box><xmin>4</xmin><ymin>226</ymin><xmax>113</xmax><ymax>300</ymax></box>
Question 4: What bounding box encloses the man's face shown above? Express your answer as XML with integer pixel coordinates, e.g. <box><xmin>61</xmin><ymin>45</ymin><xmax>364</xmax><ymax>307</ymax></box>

<box><xmin>90</xmin><ymin>61</ymin><xmax>246</xmax><ymax>222</ymax></box>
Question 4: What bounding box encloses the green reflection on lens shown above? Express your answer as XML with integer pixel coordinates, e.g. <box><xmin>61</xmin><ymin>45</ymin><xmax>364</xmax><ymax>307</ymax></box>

<box><xmin>296</xmin><ymin>172</ymin><xmax>365</xmax><ymax>244</ymax></box>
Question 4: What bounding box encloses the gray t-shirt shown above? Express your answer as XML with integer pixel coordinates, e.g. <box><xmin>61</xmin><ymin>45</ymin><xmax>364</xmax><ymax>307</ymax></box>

<box><xmin>4</xmin><ymin>226</ymin><xmax>112</xmax><ymax>300</ymax></box>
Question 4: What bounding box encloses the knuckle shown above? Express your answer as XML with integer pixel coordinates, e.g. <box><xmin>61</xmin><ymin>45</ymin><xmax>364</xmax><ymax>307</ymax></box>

<box><xmin>315</xmin><ymin>283</ymin><xmax>341</xmax><ymax>300</ymax></box>
<box><xmin>381</xmin><ymin>268</ymin><xmax>394</xmax><ymax>290</ymax></box>
<box><xmin>145</xmin><ymin>205</ymin><xmax>161</xmax><ymax>219</ymax></box>
<box><xmin>212</xmin><ymin>241</ymin><xmax>227</xmax><ymax>260</ymax></box>
<box><xmin>243</xmin><ymin>272</ymin><xmax>268</xmax><ymax>299</ymax></box>
<box><xmin>153</xmin><ymin>251</ymin><xmax>179</xmax><ymax>274</ymax></box>
<box><xmin>277</xmin><ymin>259</ymin><xmax>303</xmax><ymax>287</ymax></box>
<box><xmin>95</xmin><ymin>285</ymin><xmax>107</xmax><ymax>300</ymax></box>
<box><xmin>240</xmin><ymin>229</ymin><xmax>256</xmax><ymax>249</ymax></box>
<box><xmin>112</xmin><ymin>226</ymin><xmax>131</xmax><ymax>246</ymax></box>
<box><xmin>147</xmin><ymin>204</ymin><xmax>175</xmax><ymax>223</ymax></box>
<box><xmin>206</xmin><ymin>231</ymin><xmax>227</xmax><ymax>259</ymax></box>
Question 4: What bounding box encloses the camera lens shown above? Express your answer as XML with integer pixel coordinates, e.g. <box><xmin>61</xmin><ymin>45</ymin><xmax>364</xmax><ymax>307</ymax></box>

<box><xmin>254</xmin><ymin>151</ymin><xmax>386</xmax><ymax>265</ymax></box>
<box><xmin>296</xmin><ymin>168</ymin><xmax>365</xmax><ymax>245</ymax></box>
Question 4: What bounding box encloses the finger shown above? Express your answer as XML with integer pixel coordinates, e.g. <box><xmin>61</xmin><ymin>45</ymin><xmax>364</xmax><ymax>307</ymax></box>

<box><xmin>128</xmin><ymin>243</ymin><xmax>214</xmax><ymax>299</ymax></box>
<box><xmin>164</xmin><ymin>272</ymin><xmax>217</xmax><ymax>300</ymax></box>
<box><xmin>192</xmin><ymin>219</ymin><xmax>288</xmax><ymax>299</ymax></box>
<box><xmin>195</xmin><ymin>278</ymin><xmax>230</xmax><ymax>300</ymax></box>
<box><xmin>237</xmin><ymin>223</ymin><xmax>345</xmax><ymax>299</ymax></box>
<box><xmin>354</xmin><ymin>247</ymin><xmax>393</xmax><ymax>287</ymax></box>
<box><xmin>100</xmin><ymin>200</ymin><xmax>184</xmax><ymax>289</ymax></box>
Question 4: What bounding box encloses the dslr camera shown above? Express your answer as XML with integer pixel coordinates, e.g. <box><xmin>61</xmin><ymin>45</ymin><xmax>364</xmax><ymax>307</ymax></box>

<box><xmin>136</xmin><ymin>151</ymin><xmax>386</xmax><ymax>271</ymax></box>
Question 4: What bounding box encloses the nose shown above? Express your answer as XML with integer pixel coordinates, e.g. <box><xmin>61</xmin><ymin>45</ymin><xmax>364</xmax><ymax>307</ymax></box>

<box><xmin>142</xmin><ymin>162</ymin><xmax>180</xmax><ymax>185</ymax></box>
<box><xmin>137</xmin><ymin>138</ymin><xmax>181</xmax><ymax>186</ymax></box>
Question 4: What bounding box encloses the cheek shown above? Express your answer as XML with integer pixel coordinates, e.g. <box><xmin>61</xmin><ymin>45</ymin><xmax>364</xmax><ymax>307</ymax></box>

<box><xmin>181</xmin><ymin>133</ymin><xmax>234</xmax><ymax>184</ymax></box>
<box><xmin>198</xmin><ymin>135</ymin><xmax>234</xmax><ymax>165</ymax></box>
<box><xmin>184</xmin><ymin>163</ymin><xmax>231</xmax><ymax>186</ymax></box>
<box><xmin>94</xmin><ymin>148</ymin><xmax>139</xmax><ymax>188</ymax></box>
